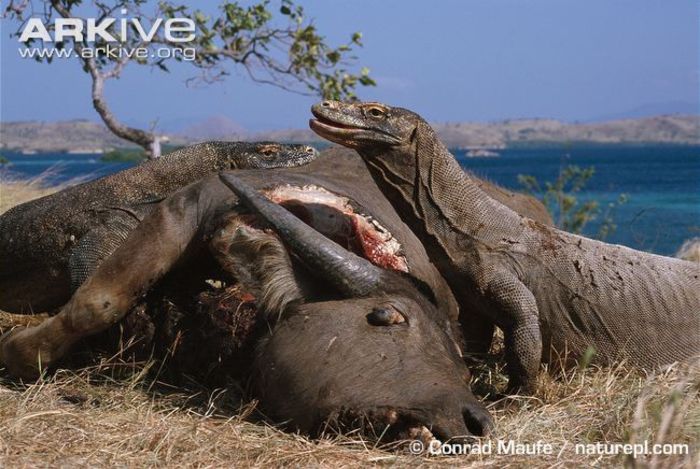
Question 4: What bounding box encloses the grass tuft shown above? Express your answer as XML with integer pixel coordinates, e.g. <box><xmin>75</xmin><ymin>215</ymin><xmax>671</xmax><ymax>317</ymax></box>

<box><xmin>0</xmin><ymin>169</ymin><xmax>85</xmax><ymax>214</ymax></box>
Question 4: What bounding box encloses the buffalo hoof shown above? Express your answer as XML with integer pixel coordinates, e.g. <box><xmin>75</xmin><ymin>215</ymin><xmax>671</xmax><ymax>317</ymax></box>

<box><xmin>0</xmin><ymin>326</ymin><xmax>44</xmax><ymax>380</ymax></box>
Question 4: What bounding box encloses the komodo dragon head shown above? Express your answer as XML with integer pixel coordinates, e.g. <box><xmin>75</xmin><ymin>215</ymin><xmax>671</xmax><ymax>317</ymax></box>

<box><xmin>308</xmin><ymin>100</ymin><xmax>462</xmax><ymax>206</ymax></box>
<box><xmin>241</xmin><ymin>142</ymin><xmax>320</xmax><ymax>168</ymax></box>
<box><xmin>309</xmin><ymin>101</ymin><xmax>420</xmax><ymax>151</ymax></box>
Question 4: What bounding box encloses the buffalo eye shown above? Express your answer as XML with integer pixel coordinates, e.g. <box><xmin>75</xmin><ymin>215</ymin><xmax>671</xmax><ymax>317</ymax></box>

<box><xmin>367</xmin><ymin>306</ymin><xmax>406</xmax><ymax>326</ymax></box>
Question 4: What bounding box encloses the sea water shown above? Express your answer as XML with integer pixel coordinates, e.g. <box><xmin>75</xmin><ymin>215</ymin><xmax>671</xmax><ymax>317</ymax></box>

<box><xmin>2</xmin><ymin>144</ymin><xmax>698</xmax><ymax>256</ymax></box>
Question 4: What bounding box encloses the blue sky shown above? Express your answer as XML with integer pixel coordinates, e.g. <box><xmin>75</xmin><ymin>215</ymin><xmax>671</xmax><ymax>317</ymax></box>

<box><xmin>1</xmin><ymin>0</ymin><xmax>697</xmax><ymax>130</ymax></box>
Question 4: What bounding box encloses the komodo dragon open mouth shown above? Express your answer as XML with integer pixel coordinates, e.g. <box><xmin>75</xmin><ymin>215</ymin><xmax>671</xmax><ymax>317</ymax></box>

<box><xmin>308</xmin><ymin>103</ymin><xmax>402</xmax><ymax>147</ymax></box>
<box><xmin>263</xmin><ymin>184</ymin><xmax>408</xmax><ymax>273</ymax></box>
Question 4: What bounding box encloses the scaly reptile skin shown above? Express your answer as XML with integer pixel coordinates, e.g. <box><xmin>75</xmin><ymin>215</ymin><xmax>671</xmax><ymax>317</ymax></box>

<box><xmin>0</xmin><ymin>141</ymin><xmax>318</xmax><ymax>312</ymax></box>
<box><xmin>309</xmin><ymin>100</ymin><xmax>700</xmax><ymax>391</ymax></box>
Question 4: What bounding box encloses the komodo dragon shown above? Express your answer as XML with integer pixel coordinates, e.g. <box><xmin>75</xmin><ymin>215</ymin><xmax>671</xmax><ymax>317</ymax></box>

<box><xmin>466</xmin><ymin>176</ymin><xmax>552</xmax><ymax>227</ymax></box>
<box><xmin>309</xmin><ymin>100</ymin><xmax>700</xmax><ymax>392</ymax></box>
<box><xmin>0</xmin><ymin>141</ymin><xmax>318</xmax><ymax>312</ymax></box>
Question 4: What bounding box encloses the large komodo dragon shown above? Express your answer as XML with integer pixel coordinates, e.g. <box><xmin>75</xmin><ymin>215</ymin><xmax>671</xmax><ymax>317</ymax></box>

<box><xmin>309</xmin><ymin>100</ymin><xmax>700</xmax><ymax>392</ymax></box>
<box><xmin>0</xmin><ymin>141</ymin><xmax>318</xmax><ymax>312</ymax></box>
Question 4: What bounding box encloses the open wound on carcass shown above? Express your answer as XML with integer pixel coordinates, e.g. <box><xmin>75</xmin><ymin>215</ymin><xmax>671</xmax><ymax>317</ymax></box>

<box><xmin>265</xmin><ymin>185</ymin><xmax>408</xmax><ymax>273</ymax></box>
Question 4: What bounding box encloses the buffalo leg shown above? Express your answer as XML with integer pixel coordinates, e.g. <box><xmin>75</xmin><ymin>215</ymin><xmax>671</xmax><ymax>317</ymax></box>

<box><xmin>0</xmin><ymin>178</ymin><xmax>233</xmax><ymax>379</ymax></box>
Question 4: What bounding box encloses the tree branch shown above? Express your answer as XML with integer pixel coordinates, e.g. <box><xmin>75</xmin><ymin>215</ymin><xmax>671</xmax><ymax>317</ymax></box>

<box><xmin>9</xmin><ymin>0</ymin><xmax>374</xmax><ymax>157</ymax></box>
<box><xmin>2</xmin><ymin>0</ymin><xmax>31</xmax><ymax>18</ymax></box>
<box><xmin>50</xmin><ymin>0</ymin><xmax>159</xmax><ymax>157</ymax></box>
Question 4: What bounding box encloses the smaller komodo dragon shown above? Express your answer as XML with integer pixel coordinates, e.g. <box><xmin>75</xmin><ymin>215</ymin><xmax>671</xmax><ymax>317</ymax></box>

<box><xmin>309</xmin><ymin>100</ymin><xmax>700</xmax><ymax>392</ymax></box>
<box><xmin>0</xmin><ymin>141</ymin><xmax>318</xmax><ymax>312</ymax></box>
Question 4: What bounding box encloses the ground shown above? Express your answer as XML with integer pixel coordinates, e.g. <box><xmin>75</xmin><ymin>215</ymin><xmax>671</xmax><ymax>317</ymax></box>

<box><xmin>0</xmin><ymin>173</ymin><xmax>697</xmax><ymax>468</ymax></box>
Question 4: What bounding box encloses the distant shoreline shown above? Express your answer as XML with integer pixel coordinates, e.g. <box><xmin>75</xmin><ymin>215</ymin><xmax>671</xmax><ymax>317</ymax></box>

<box><xmin>1</xmin><ymin>114</ymin><xmax>698</xmax><ymax>154</ymax></box>
<box><xmin>1</xmin><ymin>141</ymin><xmax>699</xmax><ymax>158</ymax></box>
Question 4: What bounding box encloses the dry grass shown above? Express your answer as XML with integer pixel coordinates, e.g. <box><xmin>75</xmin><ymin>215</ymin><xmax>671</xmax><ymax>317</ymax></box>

<box><xmin>0</xmin><ymin>178</ymin><xmax>698</xmax><ymax>467</ymax></box>
<box><xmin>676</xmin><ymin>238</ymin><xmax>700</xmax><ymax>263</ymax></box>
<box><xmin>0</xmin><ymin>170</ymin><xmax>74</xmax><ymax>214</ymax></box>
<box><xmin>0</xmin><ymin>360</ymin><xmax>696</xmax><ymax>467</ymax></box>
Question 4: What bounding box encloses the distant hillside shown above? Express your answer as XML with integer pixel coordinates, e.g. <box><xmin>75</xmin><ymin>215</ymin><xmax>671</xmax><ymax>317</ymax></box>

<box><xmin>433</xmin><ymin>115</ymin><xmax>700</xmax><ymax>148</ymax></box>
<box><xmin>249</xmin><ymin>115</ymin><xmax>700</xmax><ymax>148</ymax></box>
<box><xmin>178</xmin><ymin>115</ymin><xmax>247</xmax><ymax>141</ymax></box>
<box><xmin>1</xmin><ymin>115</ymin><xmax>698</xmax><ymax>153</ymax></box>
<box><xmin>0</xmin><ymin>120</ymin><xmax>189</xmax><ymax>154</ymax></box>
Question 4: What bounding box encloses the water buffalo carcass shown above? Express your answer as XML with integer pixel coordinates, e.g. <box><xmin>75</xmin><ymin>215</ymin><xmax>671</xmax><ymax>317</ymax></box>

<box><xmin>1</xmin><ymin>149</ymin><xmax>493</xmax><ymax>441</ymax></box>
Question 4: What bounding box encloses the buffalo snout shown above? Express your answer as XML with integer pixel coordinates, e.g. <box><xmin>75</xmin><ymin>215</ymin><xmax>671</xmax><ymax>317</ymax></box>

<box><xmin>252</xmin><ymin>297</ymin><xmax>493</xmax><ymax>443</ymax></box>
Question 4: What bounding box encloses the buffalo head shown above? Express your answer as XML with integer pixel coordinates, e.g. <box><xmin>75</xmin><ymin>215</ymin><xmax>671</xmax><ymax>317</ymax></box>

<box><xmin>219</xmin><ymin>173</ymin><xmax>493</xmax><ymax>442</ymax></box>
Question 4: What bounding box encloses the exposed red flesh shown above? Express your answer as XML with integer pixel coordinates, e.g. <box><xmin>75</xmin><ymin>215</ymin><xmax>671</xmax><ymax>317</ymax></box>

<box><xmin>264</xmin><ymin>185</ymin><xmax>408</xmax><ymax>273</ymax></box>
<box><xmin>349</xmin><ymin>213</ymin><xmax>407</xmax><ymax>272</ymax></box>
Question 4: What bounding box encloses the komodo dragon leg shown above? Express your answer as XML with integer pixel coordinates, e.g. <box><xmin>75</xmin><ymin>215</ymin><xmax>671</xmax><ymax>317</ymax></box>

<box><xmin>0</xmin><ymin>177</ymin><xmax>235</xmax><ymax>380</ymax></box>
<box><xmin>481</xmin><ymin>272</ymin><xmax>542</xmax><ymax>392</ymax></box>
<box><xmin>68</xmin><ymin>209</ymin><xmax>144</xmax><ymax>291</ymax></box>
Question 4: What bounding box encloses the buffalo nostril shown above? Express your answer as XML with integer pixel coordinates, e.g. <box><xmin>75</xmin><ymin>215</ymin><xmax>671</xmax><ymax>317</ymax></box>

<box><xmin>463</xmin><ymin>407</ymin><xmax>493</xmax><ymax>437</ymax></box>
<box><xmin>321</xmin><ymin>101</ymin><xmax>331</xmax><ymax>107</ymax></box>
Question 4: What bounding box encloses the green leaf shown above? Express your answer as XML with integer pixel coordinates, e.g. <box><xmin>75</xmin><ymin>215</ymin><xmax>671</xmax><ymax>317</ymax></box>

<box><xmin>519</xmin><ymin>164</ymin><xmax>624</xmax><ymax>237</ymax></box>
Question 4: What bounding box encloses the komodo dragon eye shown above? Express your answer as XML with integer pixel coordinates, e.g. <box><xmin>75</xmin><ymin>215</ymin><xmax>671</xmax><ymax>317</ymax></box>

<box><xmin>366</xmin><ymin>305</ymin><xmax>407</xmax><ymax>326</ymax></box>
<box><xmin>258</xmin><ymin>144</ymin><xmax>280</xmax><ymax>157</ymax></box>
<box><xmin>366</xmin><ymin>106</ymin><xmax>387</xmax><ymax>118</ymax></box>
